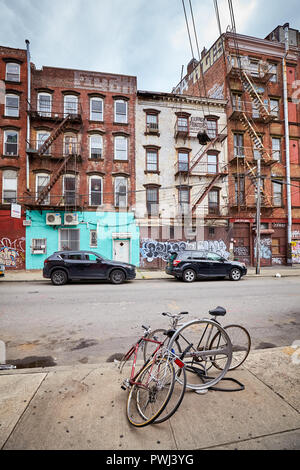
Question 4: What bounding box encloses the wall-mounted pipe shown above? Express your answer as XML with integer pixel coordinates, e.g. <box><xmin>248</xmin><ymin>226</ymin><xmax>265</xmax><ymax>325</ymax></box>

<box><xmin>25</xmin><ymin>39</ymin><xmax>31</xmax><ymax>191</ymax></box>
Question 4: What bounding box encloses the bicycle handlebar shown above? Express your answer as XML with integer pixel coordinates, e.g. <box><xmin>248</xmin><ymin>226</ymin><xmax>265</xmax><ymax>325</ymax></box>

<box><xmin>161</xmin><ymin>311</ymin><xmax>189</xmax><ymax>318</ymax></box>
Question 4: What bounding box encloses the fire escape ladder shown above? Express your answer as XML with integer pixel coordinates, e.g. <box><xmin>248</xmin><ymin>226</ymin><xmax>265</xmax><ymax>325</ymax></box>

<box><xmin>244</xmin><ymin>159</ymin><xmax>272</xmax><ymax>207</ymax></box>
<box><xmin>240</xmin><ymin>71</ymin><xmax>270</xmax><ymax>120</ymax></box>
<box><xmin>239</xmin><ymin>113</ymin><xmax>273</xmax><ymax>163</ymax></box>
<box><xmin>189</xmin><ymin>136</ymin><xmax>219</xmax><ymax>172</ymax></box>
<box><xmin>191</xmin><ymin>173</ymin><xmax>222</xmax><ymax>213</ymax></box>
<box><xmin>36</xmin><ymin>154</ymin><xmax>72</xmax><ymax>205</ymax></box>
<box><xmin>36</xmin><ymin>115</ymin><xmax>71</xmax><ymax>157</ymax></box>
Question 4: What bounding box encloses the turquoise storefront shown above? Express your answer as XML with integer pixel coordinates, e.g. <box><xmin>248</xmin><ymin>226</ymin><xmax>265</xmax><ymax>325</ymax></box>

<box><xmin>25</xmin><ymin>210</ymin><xmax>140</xmax><ymax>270</ymax></box>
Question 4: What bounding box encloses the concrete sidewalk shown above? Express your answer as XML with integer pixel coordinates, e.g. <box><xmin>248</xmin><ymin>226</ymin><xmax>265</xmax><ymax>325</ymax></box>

<box><xmin>1</xmin><ymin>265</ymin><xmax>300</xmax><ymax>282</ymax></box>
<box><xmin>0</xmin><ymin>346</ymin><xmax>299</xmax><ymax>450</ymax></box>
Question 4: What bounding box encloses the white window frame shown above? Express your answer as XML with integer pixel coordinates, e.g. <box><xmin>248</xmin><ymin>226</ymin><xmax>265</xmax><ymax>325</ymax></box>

<box><xmin>6</xmin><ymin>62</ymin><xmax>20</xmax><ymax>82</ymax></box>
<box><xmin>273</xmin><ymin>181</ymin><xmax>283</xmax><ymax>207</ymax></box>
<box><xmin>59</xmin><ymin>228</ymin><xmax>80</xmax><ymax>251</ymax></box>
<box><xmin>36</xmin><ymin>173</ymin><xmax>50</xmax><ymax>205</ymax></box>
<box><xmin>89</xmin><ymin>175</ymin><xmax>103</xmax><ymax>206</ymax></box>
<box><xmin>63</xmin><ymin>174</ymin><xmax>76</xmax><ymax>205</ymax></box>
<box><xmin>31</xmin><ymin>238</ymin><xmax>47</xmax><ymax>254</ymax></box>
<box><xmin>114</xmin><ymin>135</ymin><xmax>128</xmax><ymax>161</ymax></box>
<box><xmin>90</xmin><ymin>230</ymin><xmax>98</xmax><ymax>248</ymax></box>
<box><xmin>3</xmin><ymin>129</ymin><xmax>19</xmax><ymax>156</ymax></box>
<box><xmin>272</xmin><ymin>137</ymin><xmax>281</xmax><ymax>161</ymax></box>
<box><xmin>269</xmin><ymin>63</ymin><xmax>278</xmax><ymax>83</ymax></box>
<box><xmin>64</xmin><ymin>95</ymin><xmax>78</xmax><ymax>117</ymax></box>
<box><xmin>64</xmin><ymin>133</ymin><xmax>77</xmax><ymax>156</ymax></box>
<box><xmin>36</xmin><ymin>131</ymin><xmax>51</xmax><ymax>155</ymax></box>
<box><xmin>90</xmin><ymin>97</ymin><xmax>103</xmax><ymax>121</ymax></box>
<box><xmin>114</xmin><ymin>176</ymin><xmax>128</xmax><ymax>208</ymax></box>
<box><xmin>114</xmin><ymin>99</ymin><xmax>128</xmax><ymax>123</ymax></box>
<box><xmin>89</xmin><ymin>134</ymin><xmax>103</xmax><ymax>159</ymax></box>
<box><xmin>37</xmin><ymin>92</ymin><xmax>52</xmax><ymax>117</ymax></box>
<box><xmin>2</xmin><ymin>169</ymin><xmax>17</xmax><ymax>204</ymax></box>
<box><xmin>5</xmin><ymin>94</ymin><xmax>19</xmax><ymax>117</ymax></box>
<box><xmin>270</xmin><ymin>98</ymin><xmax>279</xmax><ymax>118</ymax></box>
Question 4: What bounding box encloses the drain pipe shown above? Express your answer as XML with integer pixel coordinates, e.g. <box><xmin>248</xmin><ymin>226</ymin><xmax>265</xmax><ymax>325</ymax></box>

<box><xmin>25</xmin><ymin>39</ymin><xmax>31</xmax><ymax>191</ymax></box>
<box><xmin>282</xmin><ymin>23</ymin><xmax>292</xmax><ymax>264</ymax></box>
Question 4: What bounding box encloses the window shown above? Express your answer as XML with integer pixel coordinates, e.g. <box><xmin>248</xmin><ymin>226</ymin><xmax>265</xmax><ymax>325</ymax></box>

<box><xmin>114</xmin><ymin>136</ymin><xmax>128</xmax><ymax>160</ymax></box>
<box><xmin>207</xmin><ymin>153</ymin><xmax>218</xmax><ymax>173</ymax></box>
<box><xmin>179</xmin><ymin>187</ymin><xmax>189</xmax><ymax>214</ymax></box>
<box><xmin>115</xmin><ymin>177</ymin><xmax>127</xmax><ymax>208</ymax></box>
<box><xmin>272</xmin><ymin>137</ymin><xmax>281</xmax><ymax>161</ymax></box>
<box><xmin>64</xmin><ymin>134</ymin><xmax>77</xmax><ymax>155</ymax></box>
<box><xmin>178</xmin><ymin>151</ymin><xmax>189</xmax><ymax>172</ymax></box>
<box><xmin>252</xmin><ymin>101</ymin><xmax>260</xmax><ymax>118</ymax></box>
<box><xmin>63</xmin><ymin>174</ymin><xmax>76</xmax><ymax>205</ymax></box>
<box><xmin>206</xmin><ymin>119</ymin><xmax>217</xmax><ymax>139</ymax></box>
<box><xmin>269</xmin><ymin>63</ymin><xmax>278</xmax><ymax>83</ymax></box>
<box><xmin>64</xmin><ymin>95</ymin><xmax>78</xmax><ymax>117</ymax></box>
<box><xmin>36</xmin><ymin>131</ymin><xmax>51</xmax><ymax>155</ymax></box>
<box><xmin>6</xmin><ymin>63</ymin><xmax>20</xmax><ymax>82</ymax></box>
<box><xmin>273</xmin><ymin>180</ymin><xmax>283</xmax><ymax>207</ymax></box>
<box><xmin>208</xmin><ymin>189</ymin><xmax>219</xmax><ymax>214</ymax></box>
<box><xmin>5</xmin><ymin>94</ymin><xmax>19</xmax><ymax>117</ymax></box>
<box><xmin>37</xmin><ymin>93</ymin><xmax>52</xmax><ymax>117</ymax></box>
<box><xmin>177</xmin><ymin>116</ymin><xmax>188</xmax><ymax>132</ymax></box>
<box><xmin>90</xmin><ymin>230</ymin><xmax>98</xmax><ymax>248</ymax></box>
<box><xmin>270</xmin><ymin>98</ymin><xmax>279</xmax><ymax>118</ymax></box>
<box><xmin>146</xmin><ymin>113</ymin><xmax>159</xmax><ymax>132</ymax></box>
<box><xmin>89</xmin><ymin>135</ymin><xmax>103</xmax><ymax>159</ymax></box>
<box><xmin>2</xmin><ymin>169</ymin><xmax>17</xmax><ymax>203</ymax></box>
<box><xmin>114</xmin><ymin>99</ymin><xmax>127</xmax><ymax>123</ymax></box>
<box><xmin>31</xmin><ymin>238</ymin><xmax>47</xmax><ymax>254</ymax></box>
<box><xmin>272</xmin><ymin>238</ymin><xmax>280</xmax><ymax>255</ymax></box>
<box><xmin>235</xmin><ymin>175</ymin><xmax>245</xmax><ymax>205</ymax></box>
<box><xmin>90</xmin><ymin>97</ymin><xmax>103</xmax><ymax>121</ymax></box>
<box><xmin>89</xmin><ymin>175</ymin><xmax>102</xmax><ymax>206</ymax></box>
<box><xmin>234</xmin><ymin>133</ymin><xmax>244</xmax><ymax>157</ymax></box>
<box><xmin>249</xmin><ymin>59</ymin><xmax>259</xmax><ymax>77</ymax></box>
<box><xmin>232</xmin><ymin>93</ymin><xmax>242</xmax><ymax>111</ymax></box>
<box><xmin>146</xmin><ymin>187</ymin><xmax>159</xmax><ymax>216</ymax></box>
<box><xmin>59</xmin><ymin>228</ymin><xmax>80</xmax><ymax>251</ymax></box>
<box><xmin>36</xmin><ymin>173</ymin><xmax>50</xmax><ymax>204</ymax></box>
<box><xmin>146</xmin><ymin>149</ymin><xmax>158</xmax><ymax>172</ymax></box>
<box><xmin>4</xmin><ymin>130</ymin><xmax>18</xmax><ymax>156</ymax></box>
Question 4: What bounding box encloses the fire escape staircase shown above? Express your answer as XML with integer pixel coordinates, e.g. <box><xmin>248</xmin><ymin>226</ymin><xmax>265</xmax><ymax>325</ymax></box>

<box><xmin>36</xmin><ymin>115</ymin><xmax>71</xmax><ymax>157</ymax></box>
<box><xmin>191</xmin><ymin>173</ymin><xmax>223</xmax><ymax>213</ymax></box>
<box><xmin>189</xmin><ymin>136</ymin><xmax>219</xmax><ymax>172</ymax></box>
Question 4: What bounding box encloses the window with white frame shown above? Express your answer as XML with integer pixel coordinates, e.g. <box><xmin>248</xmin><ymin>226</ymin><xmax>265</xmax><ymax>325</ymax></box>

<box><xmin>207</xmin><ymin>153</ymin><xmax>218</xmax><ymax>173</ymax></box>
<box><xmin>178</xmin><ymin>151</ymin><xmax>189</xmax><ymax>172</ymax></box>
<box><xmin>64</xmin><ymin>95</ymin><xmax>78</xmax><ymax>117</ymax></box>
<box><xmin>31</xmin><ymin>238</ymin><xmax>47</xmax><ymax>254</ymax></box>
<box><xmin>59</xmin><ymin>228</ymin><xmax>80</xmax><ymax>251</ymax></box>
<box><xmin>6</xmin><ymin>63</ymin><xmax>20</xmax><ymax>82</ymax></box>
<box><xmin>270</xmin><ymin>98</ymin><xmax>279</xmax><ymax>118</ymax></box>
<box><xmin>36</xmin><ymin>131</ymin><xmax>51</xmax><ymax>155</ymax></box>
<box><xmin>115</xmin><ymin>177</ymin><xmax>127</xmax><ymax>208</ymax></box>
<box><xmin>89</xmin><ymin>175</ymin><xmax>102</xmax><ymax>206</ymax></box>
<box><xmin>5</xmin><ymin>94</ymin><xmax>19</xmax><ymax>117</ymax></box>
<box><xmin>63</xmin><ymin>174</ymin><xmax>76</xmax><ymax>205</ymax></box>
<box><xmin>206</xmin><ymin>119</ymin><xmax>218</xmax><ymax>139</ymax></box>
<box><xmin>36</xmin><ymin>173</ymin><xmax>50</xmax><ymax>204</ymax></box>
<box><xmin>2</xmin><ymin>169</ymin><xmax>17</xmax><ymax>204</ymax></box>
<box><xmin>114</xmin><ymin>99</ymin><xmax>127</xmax><ymax>123</ymax></box>
<box><xmin>4</xmin><ymin>130</ymin><xmax>18</xmax><ymax>156</ymax></box>
<box><xmin>90</xmin><ymin>97</ymin><xmax>103</xmax><ymax>121</ymax></box>
<box><xmin>64</xmin><ymin>133</ymin><xmax>77</xmax><ymax>155</ymax></box>
<box><xmin>90</xmin><ymin>230</ymin><xmax>98</xmax><ymax>248</ymax></box>
<box><xmin>272</xmin><ymin>137</ymin><xmax>281</xmax><ymax>161</ymax></box>
<box><xmin>114</xmin><ymin>135</ymin><xmax>128</xmax><ymax>160</ymax></box>
<box><xmin>269</xmin><ymin>63</ymin><xmax>278</xmax><ymax>83</ymax></box>
<box><xmin>37</xmin><ymin>93</ymin><xmax>52</xmax><ymax>117</ymax></box>
<box><xmin>89</xmin><ymin>134</ymin><xmax>103</xmax><ymax>159</ymax></box>
<box><xmin>273</xmin><ymin>180</ymin><xmax>283</xmax><ymax>207</ymax></box>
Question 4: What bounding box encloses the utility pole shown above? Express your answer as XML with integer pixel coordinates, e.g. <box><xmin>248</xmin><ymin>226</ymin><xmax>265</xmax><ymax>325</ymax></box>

<box><xmin>255</xmin><ymin>152</ymin><xmax>261</xmax><ymax>274</ymax></box>
<box><xmin>282</xmin><ymin>23</ymin><xmax>292</xmax><ymax>265</ymax></box>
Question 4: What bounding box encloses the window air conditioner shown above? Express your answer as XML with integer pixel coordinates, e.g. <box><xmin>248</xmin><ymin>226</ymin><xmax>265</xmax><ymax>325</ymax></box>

<box><xmin>64</xmin><ymin>213</ymin><xmax>79</xmax><ymax>225</ymax></box>
<box><xmin>46</xmin><ymin>213</ymin><xmax>61</xmax><ymax>225</ymax></box>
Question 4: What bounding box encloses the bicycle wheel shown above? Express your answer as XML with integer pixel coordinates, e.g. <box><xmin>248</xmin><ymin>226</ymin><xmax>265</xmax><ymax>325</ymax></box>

<box><xmin>143</xmin><ymin>329</ymin><xmax>182</xmax><ymax>363</ymax></box>
<box><xmin>168</xmin><ymin>319</ymin><xmax>232</xmax><ymax>391</ymax></box>
<box><xmin>126</xmin><ymin>357</ymin><xmax>175</xmax><ymax>427</ymax></box>
<box><xmin>210</xmin><ymin>324</ymin><xmax>251</xmax><ymax>371</ymax></box>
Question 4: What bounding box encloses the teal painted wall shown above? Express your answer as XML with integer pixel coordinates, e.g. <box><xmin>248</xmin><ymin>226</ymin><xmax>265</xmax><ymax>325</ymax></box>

<box><xmin>25</xmin><ymin>210</ymin><xmax>140</xmax><ymax>269</ymax></box>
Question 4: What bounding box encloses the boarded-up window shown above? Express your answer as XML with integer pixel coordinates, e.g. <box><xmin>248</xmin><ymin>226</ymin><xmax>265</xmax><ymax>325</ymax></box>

<box><xmin>290</xmin><ymin>140</ymin><xmax>299</xmax><ymax>164</ymax></box>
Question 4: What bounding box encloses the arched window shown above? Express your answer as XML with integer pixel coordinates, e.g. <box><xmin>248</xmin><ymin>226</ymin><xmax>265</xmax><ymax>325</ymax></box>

<box><xmin>114</xmin><ymin>135</ymin><xmax>128</xmax><ymax>160</ymax></box>
<box><xmin>114</xmin><ymin>99</ymin><xmax>127</xmax><ymax>123</ymax></box>
<box><xmin>64</xmin><ymin>95</ymin><xmax>78</xmax><ymax>117</ymax></box>
<box><xmin>90</xmin><ymin>97</ymin><xmax>103</xmax><ymax>121</ymax></box>
<box><xmin>6</xmin><ymin>63</ymin><xmax>20</xmax><ymax>82</ymax></box>
<box><xmin>38</xmin><ymin>92</ymin><xmax>52</xmax><ymax>117</ymax></box>
<box><xmin>89</xmin><ymin>175</ymin><xmax>102</xmax><ymax>206</ymax></box>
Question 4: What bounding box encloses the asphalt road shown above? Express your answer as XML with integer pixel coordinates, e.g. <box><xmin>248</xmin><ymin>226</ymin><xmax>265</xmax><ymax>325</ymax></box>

<box><xmin>1</xmin><ymin>276</ymin><xmax>300</xmax><ymax>368</ymax></box>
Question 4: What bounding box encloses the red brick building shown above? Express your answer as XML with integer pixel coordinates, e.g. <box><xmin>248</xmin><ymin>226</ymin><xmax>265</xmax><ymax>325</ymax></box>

<box><xmin>173</xmin><ymin>24</ymin><xmax>300</xmax><ymax>266</ymax></box>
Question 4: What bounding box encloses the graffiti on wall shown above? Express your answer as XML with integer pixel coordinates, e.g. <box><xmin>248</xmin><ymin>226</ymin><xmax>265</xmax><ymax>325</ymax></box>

<box><xmin>291</xmin><ymin>240</ymin><xmax>300</xmax><ymax>264</ymax></box>
<box><xmin>0</xmin><ymin>237</ymin><xmax>25</xmax><ymax>268</ymax></box>
<box><xmin>140</xmin><ymin>239</ymin><xmax>230</xmax><ymax>263</ymax></box>
<box><xmin>254</xmin><ymin>238</ymin><xmax>272</xmax><ymax>259</ymax></box>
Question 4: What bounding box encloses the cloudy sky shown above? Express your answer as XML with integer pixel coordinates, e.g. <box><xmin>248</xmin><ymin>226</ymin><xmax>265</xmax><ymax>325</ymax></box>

<box><xmin>1</xmin><ymin>0</ymin><xmax>299</xmax><ymax>91</ymax></box>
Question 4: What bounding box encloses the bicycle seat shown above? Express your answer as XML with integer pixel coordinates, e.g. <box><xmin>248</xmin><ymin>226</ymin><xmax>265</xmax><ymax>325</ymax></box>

<box><xmin>209</xmin><ymin>306</ymin><xmax>226</xmax><ymax>316</ymax></box>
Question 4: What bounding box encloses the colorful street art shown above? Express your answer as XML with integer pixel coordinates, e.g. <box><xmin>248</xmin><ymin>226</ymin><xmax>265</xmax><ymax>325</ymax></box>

<box><xmin>291</xmin><ymin>240</ymin><xmax>300</xmax><ymax>264</ymax></box>
<box><xmin>0</xmin><ymin>237</ymin><xmax>25</xmax><ymax>268</ymax></box>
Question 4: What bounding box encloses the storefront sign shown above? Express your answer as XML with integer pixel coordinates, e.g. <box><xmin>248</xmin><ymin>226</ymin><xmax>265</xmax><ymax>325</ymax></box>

<box><xmin>11</xmin><ymin>203</ymin><xmax>21</xmax><ymax>219</ymax></box>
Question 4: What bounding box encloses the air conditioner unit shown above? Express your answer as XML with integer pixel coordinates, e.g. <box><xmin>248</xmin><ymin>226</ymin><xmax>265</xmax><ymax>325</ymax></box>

<box><xmin>64</xmin><ymin>213</ymin><xmax>79</xmax><ymax>225</ymax></box>
<box><xmin>46</xmin><ymin>213</ymin><xmax>61</xmax><ymax>225</ymax></box>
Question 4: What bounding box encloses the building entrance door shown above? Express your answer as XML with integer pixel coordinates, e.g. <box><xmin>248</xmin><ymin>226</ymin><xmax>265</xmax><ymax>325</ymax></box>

<box><xmin>113</xmin><ymin>239</ymin><xmax>130</xmax><ymax>263</ymax></box>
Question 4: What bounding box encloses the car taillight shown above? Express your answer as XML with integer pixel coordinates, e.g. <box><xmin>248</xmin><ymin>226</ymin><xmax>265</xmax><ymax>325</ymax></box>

<box><xmin>44</xmin><ymin>259</ymin><xmax>49</xmax><ymax>264</ymax></box>
<box><xmin>173</xmin><ymin>259</ymin><xmax>181</xmax><ymax>266</ymax></box>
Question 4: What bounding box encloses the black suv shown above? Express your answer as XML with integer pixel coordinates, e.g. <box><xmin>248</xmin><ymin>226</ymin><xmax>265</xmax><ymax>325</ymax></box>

<box><xmin>43</xmin><ymin>251</ymin><xmax>136</xmax><ymax>285</ymax></box>
<box><xmin>166</xmin><ymin>250</ymin><xmax>247</xmax><ymax>282</ymax></box>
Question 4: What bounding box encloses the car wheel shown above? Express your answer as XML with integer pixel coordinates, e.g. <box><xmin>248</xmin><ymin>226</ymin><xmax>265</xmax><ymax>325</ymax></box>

<box><xmin>110</xmin><ymin>269</ymin><xmax>126</xmax><ymax>285</ymax></box>
<box><xmin>229</xmin><ymin>268</ymin><xmax>242</xmax><ymax>281</ymax></box>
<box><xmin>183</xmin><ymin>269</ymin><xmax>196</xmax><ymax>283</ymax></box>
<box><xmin>51</xmin><ymin>270</ymin><xmax>68</xmax><ymax>286</ymax></box>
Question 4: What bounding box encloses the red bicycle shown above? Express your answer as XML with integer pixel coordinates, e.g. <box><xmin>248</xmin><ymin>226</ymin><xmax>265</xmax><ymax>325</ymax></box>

<box><xmin>118</xmin><ymin>324</ymin><xmax>187</xmax><ymax>427</ymax></box>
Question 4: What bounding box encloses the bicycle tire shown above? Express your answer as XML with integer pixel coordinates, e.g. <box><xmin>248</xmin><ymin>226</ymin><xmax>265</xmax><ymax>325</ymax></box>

<box><xmin>126</xmin><ymin>357</ymin><xmax>175</xmax><ymax>427</ymax></box>
<box><xmin>210</xmin><ymin>324</ymin><xmax>251</xmax><ymax>370</ymax></box>
<box><xmin>168</xmin><ymin>319</ymin><xmax>232</xmax><ymax>391</ymax></box>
